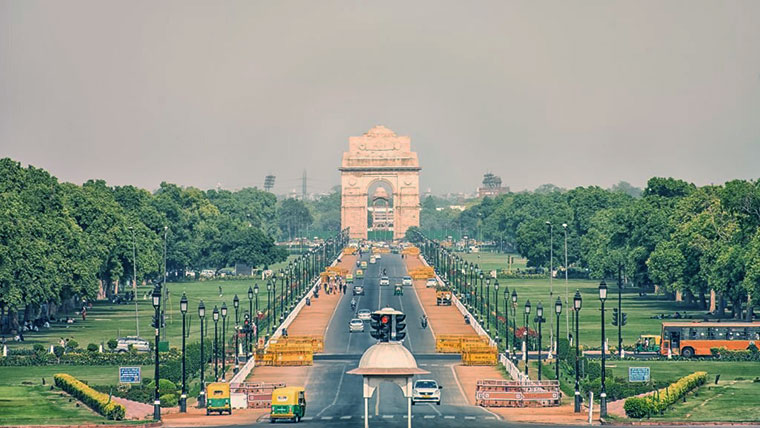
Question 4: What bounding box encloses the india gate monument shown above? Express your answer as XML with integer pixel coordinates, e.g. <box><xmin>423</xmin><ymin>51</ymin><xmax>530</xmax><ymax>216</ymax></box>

<box><xmin>340</xmin><ymin>126</ymin><xmax>421</xmax><ymax>240</ymax></box>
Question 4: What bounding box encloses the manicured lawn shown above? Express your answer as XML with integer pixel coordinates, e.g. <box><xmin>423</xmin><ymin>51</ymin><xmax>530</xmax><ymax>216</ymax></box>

<box><xmin>0</xmin><ymin>385</ymin><xmax>108</xmax><ymax>425</ymax></box>
<box><xmin>456</xmin><ymin>251</ymin><xmax>528</xmax><ymax>272</ymax></box>
<box><xmin>0</xmin><ymin>365</ymin><xmax>153</xmax><ymax>387</ymax></box>
<box><xmin>607</xmin><ymin>360</ymin><xmax>760</xmax><ymax>383</ymax></box>
<box><xmin>7</xmin><ymin>256</ymin><xmax>305</xmax><ymax>352</ymax></box>
<box><xmin>649</xmin><ymin>381</ymin><xmax>760</xmax><ymax>422</ymax></box>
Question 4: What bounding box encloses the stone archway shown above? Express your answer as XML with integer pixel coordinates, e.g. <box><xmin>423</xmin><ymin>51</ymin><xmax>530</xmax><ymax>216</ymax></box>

<box><xmin>340</xmin><ymin>126</ymin><xmax>421</xmax><ymax>240</ymax></box>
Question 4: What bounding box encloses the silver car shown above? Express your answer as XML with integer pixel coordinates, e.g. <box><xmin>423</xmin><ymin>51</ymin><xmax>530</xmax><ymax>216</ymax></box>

<box><xmin>115</xmin><ymin>336</ymin><xmax>150</xmax><ymax>353</ymax></box>
<box><xmin>412</xmin><ymin>379</ymin><xmax>442</xmax><ymax>405</ymax></box>
<box><xmin>349</xmin><ymin>318</ymin><xmax>365</xmax><ymax>333</ymax></box>
<box><xmin>379</xmin><ymin>276</ymin><xmax>390</xmax><ymax>286</ymax></box>
<box><xmin>357</xmin><ymin>309</ymin><xmax>372</xmax><ymax>320</ymax></box>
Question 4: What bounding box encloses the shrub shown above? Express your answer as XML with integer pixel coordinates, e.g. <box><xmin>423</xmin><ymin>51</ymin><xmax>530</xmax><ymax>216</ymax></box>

<box><xmin>159</xmin><ymin>393</ymin><xmax>178</xmax><ymax>408</ymax></box>
<box><xmin>147</xmin><ymin>378</ymin><xmax>177</xmax><ymax>397</ymax></box>
<box><xmin>54</xmin><ymin>373</ymin><xmax>126</xmax><ymax>420</ymax></box>
<box><xmin>33</xmin><ymin>344</ymin><xmax>46</xmax><ymax>353</ymax></box>
<box><xmin>623</xmin><ymin>372</ymin><xmax>707</xmax><ymax>418</ymax></box>
<box><xmin>107</xmin><ymin>339</ymin><xmax>118</xmax><ymax>351</ymax></box>
<box><xmin>66</xmin><ymin>340</ymin><xmax>79</xmax><ymax>351</ymax></box>
<box><xmin>87</xmin><ymin>343</ymin><xmax>99</xmax><ymax>352</ymax></box>
<box><xmin>53</xmin><ymin>346</ymin><xmax>65</xmax><ymax>359</ymax></box>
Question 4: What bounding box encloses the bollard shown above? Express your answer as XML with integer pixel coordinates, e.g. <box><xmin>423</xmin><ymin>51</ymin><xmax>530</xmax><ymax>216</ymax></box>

<box><xmin>588</xmin><ymin>391</ymin><xmax>594</xmax><ymax>425</ymax></box>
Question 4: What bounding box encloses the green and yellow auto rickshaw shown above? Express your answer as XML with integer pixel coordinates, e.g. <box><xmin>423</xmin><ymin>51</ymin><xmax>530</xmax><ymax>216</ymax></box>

<box><xmin>360</xmin><ymin>260</ymin><xmax>368</xmax><ymax>269</ymax></box>
<box><xmin>355</xmin><ymin>269</ymin><xmax>364</xmax><ymax>279</ymax></box>
<box><xmin>394</xmin><ymin>284</ymin><xmax>404</xmax><ymax>296</ymax></box>
<box><xmin>270</xmin><ymin>386</ymin><xmax>306</xmax><ymax>423</ymax></box>
<box><xmin>346</xmin><ymin>274</ymin><xmax>354</xmax><ymax>284</ymax></box>
<box><xmin>206</xmin><ymin>382</ymin><xmax>231</xmax><ymax>415</ymax></box>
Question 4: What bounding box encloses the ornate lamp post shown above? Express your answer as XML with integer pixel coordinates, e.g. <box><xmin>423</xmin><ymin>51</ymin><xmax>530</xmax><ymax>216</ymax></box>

<box><xmin>479</xmin><ymin>271</ymin><xmax>485</xmax><ymax>320</ymax></box>
<box><xmin>267</xmin><ymin>280</ymin><xmax>273</xmax><ymax>334</ymax></box>
<box><xmin>212</xmin><ymin>305</ymin><xmax>219</xmax><ymax>381</ymax></box>
<box><xmin>233</xmin><ymin>295</ymin><xmax>239</xmax><ymax>372</ymax></box>
<box><xmin>599</xmin><ymin>280</ymin><xmax>609</xmax><ymax>417</ymax></box>
<box><xmin>573</xmin><ymin>290</ymin><xmax>582</xmax><ymax>413</ymax></box>
<box><xmin>536</xmin><ymin>302</ymin><xmax>544</xmax><ymax>380</ymax></box>
<box><xmin>486</xmin><ymin>277</ymin><xmax>491</xmax><ymax>330</ymax></box>
<box><xmin>151</xmin><ymin>285</ymin><xmax>162</xmax><ymax>421</ymax></box>
<box><xmin>511</xmin><ymin>290</ymin><xmax>518</xmax><ymax>362</ymax></box>
<box><xmin>179</xmin><ymin>293</ymin><xmax>188</xmax><ymax>412</ymax></box>
<box><xmin>254</xmin><ymin>284</ymin><xmax>260</xmax><ymax>347</ymax></box>
<box><xmin>198</xmin><ymin>301</ymin><xmax>206</xmax><ymax>408</ymax></box>
<box><xmin>493</xmin><ymin>280</ymin><xmax>499</xmax><ymax>344</ymax></box>
<box><xmin>503</xmin><ymin>286</ymin><xmax>509</xmax><ymax>353</ymax></box>
<box><xmin>247</xmin><ymin>286</ymin><xmax>253</xmax><ymax>357</ymax></box>
<box><xmin>554</xmin><ymin>297</ymin><xmax>562</xmax><ymax>382</ymax></box>
<box><xmin>524</xmin><ymin>299</ymin><xmax>531</xmax><ymax>376</ymax></box>
<box><xmin>221</xmin><ymin>303</ymin><xmax>228</xmax><ymax>379</ymax></box>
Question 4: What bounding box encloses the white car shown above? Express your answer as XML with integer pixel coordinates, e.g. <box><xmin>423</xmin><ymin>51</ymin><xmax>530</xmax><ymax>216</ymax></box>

<box><xmin>357</xmin><ymin>309</ymin><xmax>372</xmax><ymax>321</ymax></box>
<box><xmin>379</xmin><ymin>276</ymin><xmax>390</xmax><ymax>286</ymax></box>
<box><xmin>412</xmin><ymin>379</ymin><xmax>442</xmax><ymax>405</ymax></box>
<box><xmin>349</xmin><ymin>318</ymin><xmax>365</xmax><ymax>333</ymax></box>
<box><xmin>375</xmin><ymin>253</ymin><xmax>382</xmax><ymax>260</ymax></box>
<box><xmin>369</xmin><ymin>256</ymin><xmax>376</xmax><ymax>264</ymax></box>
<box><xmin>402</xmin><ymin>276</ymin><xmax>413</xmax><ymax>286</ymax></box>
<box><xmin>426</xmin><ymin>278</ymin><xmax>437</xmax><ymax>288</ymax></box>
<box><xmin>115</xmin><ymin>336</ymin><xmax>150</xmax><ymax>353</ymax></box>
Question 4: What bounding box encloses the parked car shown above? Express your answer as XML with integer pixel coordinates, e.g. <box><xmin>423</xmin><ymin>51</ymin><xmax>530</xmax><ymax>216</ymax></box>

<box><xmin>115</xmin><ymin>336</ymin><xmax>150</xmax><ymax>353</ymax></box>
<box><xmin>412</xmin><ymin>379</ymin><xmax>442</xmax><ymax>405</ymax></box>
<box><xmin>349</xmin><ymin>318</ymin><xmax>365</xmax><ymax>333</ymax></box>
<box><xmin>426</xmin><ymin>278</ymin><xmax>438</xmax><ymax>288</ymax></box>
<box><xmin>379</xmin><ymin>276</ymin><xmax>390</xmax><ymax>286</ymax></box>
<box><xmin>357</xmin><ymin>309</ymin><xmax>372</xmax><ymax>321</ymax></box>
<box><xmin>402</xmin><ymin>276</ymin><xmax>413</xmax><ymax>286</ymax></box>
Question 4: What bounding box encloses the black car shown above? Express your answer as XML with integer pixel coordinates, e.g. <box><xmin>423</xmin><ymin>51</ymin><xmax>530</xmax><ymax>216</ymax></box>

<box><xmin>353</xmin><ymin>285</ymin><xmax>365</xmax><ymax>295</ymax></box>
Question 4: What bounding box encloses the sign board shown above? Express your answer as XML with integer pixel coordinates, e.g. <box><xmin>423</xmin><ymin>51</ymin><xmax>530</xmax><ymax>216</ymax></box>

<box><xmin>628</xmin><ymin>367</ymin><xmax>650</xmax><ymax>382</ymax></box>
<box><xmin>119</xmin><ymin>366</ymin><xmax>141</xmax><ymax>384</ymax></box>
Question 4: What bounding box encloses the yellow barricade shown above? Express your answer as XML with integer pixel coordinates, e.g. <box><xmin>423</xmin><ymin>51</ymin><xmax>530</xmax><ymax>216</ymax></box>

<box><xmin>462</xmin><ymin>349</ymin><xmax>498</xmax><ymax>366</ymax></box>
<box><xmin>435</xmin><ymin>335</ymin><xmax>486</xmax><ymax>353</ymax></box>
<box><xmin>402</xmin><ymin>246</ymin><xmax>421</xmax><ymax>255</ymax></box>
<box><xmin>343</xmin><ymin>247</ymin><xmax>357</xmax><ymax>255</ymax></box>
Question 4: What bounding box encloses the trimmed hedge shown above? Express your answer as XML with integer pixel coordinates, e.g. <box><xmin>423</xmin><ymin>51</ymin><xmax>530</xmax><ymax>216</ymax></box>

<box><xmin>623</xmin><ymin>371</ymin><xmax>707</xmax><ymax>418</ymax></box>
<box><xmin>54</xmin><ymin>373</ymin><xmax>126</xmax><ymax>420</ymax></box>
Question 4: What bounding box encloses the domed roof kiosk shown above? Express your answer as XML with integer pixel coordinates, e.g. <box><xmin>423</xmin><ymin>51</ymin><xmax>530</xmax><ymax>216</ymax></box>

<box><xmin>347</xmin><ymin>341</ymin><xmax>429</xmax><ymax>428</ymax></box>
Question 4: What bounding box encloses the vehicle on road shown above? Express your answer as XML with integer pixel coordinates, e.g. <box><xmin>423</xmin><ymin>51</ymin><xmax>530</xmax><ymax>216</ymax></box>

<box><xmin>206</xmin><ymin>382</ymin><xmax>231</xmax><ymax>415</ymax></box>
<box><xmin>402</xmin><ymin>276</ymin><xmax>413</xmax><ymax>286</ymax></box>
<box><xmin>349</xmin><ymin>318</ymin><xmax>365</xmax><ymax>333</ymax></box>
<box><xmin>270</xmin><ymin>386</ymin><xmax>306</xmax><ymax>422</ymax></box>
<box><xmin>357</xmin><ymin>309</ymin><xmax>372</xmax><ymax>321</ymax></box>
<box><xmin>355</xmin><ymin>269</ymin><xmax>364</xmax><ymax>279</ymax></box>
<box><xmin>436</xmin><ymin>285</ymin><xmax>452</xmax><ymax>306</ymax></box>
<box><xmin>375</xmin><ymin>253</ymin><xmax>382</xmax><ymax>260</ymax></box>
<box><xmin>426</xmin><ymin>278</ymin><xmax>437</xmax><ymax>288</ymax></box>
<box><xmin>115</xmin><ymin>336</ymin><xmax>150</xmax><ymax>353</ymax></box>
<box><xmin>635</xmin><ymin>334</ymin><xmax>661</xmax><ymax>353</ymax></box>
<box><xmin>360</xmin><ymin>261</ymin><xmax>368</xmax><ymax>269</ymax></box>
<box><xmin>394</xmin><ymin>284</ymin><xmax>404</xmax><ymax>296</ymax></box>
<box><xmin>660</xmin><ymin>321</ymin><xmax>760</xmax><ymax>357</ymax></box>
<box><xmin>411</xmin><ymin>379</ymin><xmax>442</xmax><ymax>405</ymax></box>
<box><xmin>369</xmin><ymin>256</ymin><xmax>376</xmax><ymax>264</ymax></box>
<box><xmin>346</xmin><ymin>274</ymin><xmax>354</xmax><ymax>284</ymax></box>
<box><xmin>379</xmin><ymin>276</ymin><xmax>390</xmax><ymax>286</ymax></box>
<box><xmin>353</xmin><ymin>285</ymin><xmax>365</xmax><ymax>295</ymax></box>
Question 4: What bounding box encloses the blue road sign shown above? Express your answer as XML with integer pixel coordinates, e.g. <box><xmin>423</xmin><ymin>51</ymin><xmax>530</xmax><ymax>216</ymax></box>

<box><xmin>628</xmin><ymin>366</ymin><xmax>650</xmax><ymax>382</ymax></box>
<box><xmin>119</xmin><ymin>366</ymin><xmax>141</xmax><ymax>384</ymax></box>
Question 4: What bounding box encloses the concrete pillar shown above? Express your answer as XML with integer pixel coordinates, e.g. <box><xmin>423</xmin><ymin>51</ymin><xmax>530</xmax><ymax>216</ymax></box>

<box><xmin>710</xmin><ymin>289</ymin><xmax>716</xmax><ymax>313</ymax></box>
<box><xmin>675</xmin><ymin>290</ymin><xmax>683</xmax><ymax>302</ymax></box>
<box><xmin>364</xmin><ymin>397</ymin><xmax>369</xmax><ymax>428</ymax></box>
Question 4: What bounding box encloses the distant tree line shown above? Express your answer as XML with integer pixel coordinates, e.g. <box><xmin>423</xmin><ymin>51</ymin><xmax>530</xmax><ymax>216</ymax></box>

<box><xmin>0</xmin><ymin>158</ymin><xmax>287</xmax><ymax>333</ymax></box>
<box><xmin>415</xmin><ymin>178</ymin><xmax>760</xmax><ymax>319</ymax></box>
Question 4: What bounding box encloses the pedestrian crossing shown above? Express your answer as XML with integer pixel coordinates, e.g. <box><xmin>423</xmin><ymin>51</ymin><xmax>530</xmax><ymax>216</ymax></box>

<box><xmin>269</xmin><ymin>414</ymin><xmax>498</xmax><ymax>422</ymax></box>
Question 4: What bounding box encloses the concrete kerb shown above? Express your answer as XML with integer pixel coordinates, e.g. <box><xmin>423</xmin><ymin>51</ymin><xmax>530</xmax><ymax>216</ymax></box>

<box><xmin>2</xmin><ymin>424</ymin><xmax>163</xmax><ymax>428</ymax></box>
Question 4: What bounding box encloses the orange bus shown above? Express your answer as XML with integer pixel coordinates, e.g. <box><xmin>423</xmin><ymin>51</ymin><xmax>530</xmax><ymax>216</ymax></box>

<box><xmin>660</xmin><ymin>321</ymin><xmax>760</xmax><ymax>358</ymax></box>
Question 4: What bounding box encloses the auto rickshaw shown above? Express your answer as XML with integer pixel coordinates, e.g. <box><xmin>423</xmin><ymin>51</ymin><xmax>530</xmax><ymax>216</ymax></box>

<box><xmin>635</xmin><ymin>334</ymin><xmax>661</xmax><ymax>353</ymax></box>
<box><xmin>360</xmin><ymin>260</ymin><xmax>368</xmax><ymax>269</ymax></box>
<box><xmin>355</xmin><ymin>269</ymin><xmax>364</xmax><ymax>279</ymax></box>
<box><xmin>346</xmin><ymin>274</ymin><xmax>354</xmax><ymax>284</ymax></box>
<box><xmin>270</xmin><ymin>386</ymin><xmax>306</xmax><ymax>423</ymax></box>
<box><xmin>205</xmin><ymin>382</ymin><xmax>231</xmax><ymax>415</ymax></box>
<box><xmin>394</xmin><ymin>284</ymin><xmax>404</xmax><ymax>296</ymax></box>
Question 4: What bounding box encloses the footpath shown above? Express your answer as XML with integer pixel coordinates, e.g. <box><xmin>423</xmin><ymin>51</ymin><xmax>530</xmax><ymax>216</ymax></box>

<box><xmin>405</xmin><ymin>252</ymin><xmax>599</xmax><ymax>425</ymax></box>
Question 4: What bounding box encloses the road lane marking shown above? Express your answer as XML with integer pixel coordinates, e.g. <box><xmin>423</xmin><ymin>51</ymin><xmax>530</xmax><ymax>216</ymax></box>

<box><xmin>423</xmin><ymin>415</ymin><xmax>435</xmax><ymax>419</ymax></box>
<box><xmin>301</xmin><ymin>417</ymin><xmax>313</xmax><ymax>421</ymax></box>
<box><xmin>450</xmin><ymin>364</ymin><xmax>468</xmax><ymax>403</ymax></box>
<box><xmin>485</xmin><ymin>416</ymin><xmax>496</xmax><ymax>419</ymax></box>
<box><xmin>464</xmin><ymin>416</ymin><xmax>476</xmax><ymax>420</ymax></box>
<box><xmin>382</xmin><ymin>415</ymin><xmax>394</xmax><ymax>419</ymax></box>
<box><xmin>340</xmin><ymin>416</ymin><xmax>351</xmax><ymax>420</ymax></box>
<box><xmin>444</xmin><ymin>415</ymin><xmax>455</xmax><ymax>419</ymax></box>
<box><xmin>426</xmin><ymin>402</ymin><xmax>443</xmax><ymax>416</ymax></box>
<box><xmin>315</xmin><ymin>363</ymin><xmax>347</xmax><ymax>417</ymax></box>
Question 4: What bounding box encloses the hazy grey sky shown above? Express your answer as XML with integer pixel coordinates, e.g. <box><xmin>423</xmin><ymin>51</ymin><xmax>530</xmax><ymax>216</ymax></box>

<box><xmin>2</xmin><ymin>1</ymin><xmax>759</xmax><ymax>194</ymax></box>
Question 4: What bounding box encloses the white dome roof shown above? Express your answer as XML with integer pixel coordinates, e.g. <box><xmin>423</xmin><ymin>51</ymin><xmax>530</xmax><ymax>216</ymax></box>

<box><xmin>347</xmin><ymin>342</ymin><xmax>429</xmax><ymax>376</ymax></box>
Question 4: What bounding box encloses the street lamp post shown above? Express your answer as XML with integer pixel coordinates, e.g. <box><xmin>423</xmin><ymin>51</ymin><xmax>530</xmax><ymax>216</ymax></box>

<box><xmin>511</xmin><ymin>290</ymin><xmax>518</xmax><ymax>363</ymax></box>
<box><xmin>233</xmin><ymin>295</ymin><xmax>239</xmax><ymax>373</ymax></box>
<box><xmin>537</xmin><ymin>302</ymin><xmax>544</xmax><ymax>380</ymax></box>
<box><xmin>221</xmin><ymin>303</ymin><xmax>228</xmax><ymax>379</ymax></box>
<box><xmin>247</xmin><ymin>286</ymin><xmax>253</xmax><ymax>357</ymax></box>
<box><xmin>267</xmin><ymin>281</ymin><xmax>273</xmax><ymax>334</ymax></box>
<box><xmin>524</xmin><ymin>300</ymin><xmax>531</xmax><ymax>376</ymax></box>
<box><xmin>599</xmin><ymin>280</ymin><xmax>609</xmax><ymax>417</ymax></box>
<box><xmin>554</xmin><ymin>297</ymin><xmax>562</xmax><ymax>382</ymax></box>
<box><xmin>573</xmin><ymin>290</ymin><xmax>582</xmax><ymax>413</ymax></box>
<box><xmin>254</xmin><ymin>284</ymin><xmax>260</xmax><ymax>347</ymax></box>
<box><xmin>198</xmin><ymin>301</ymin><xmax>206</xmax><ymax>408</ymax></box>
<box><xmin>128</xmin><ymin>226</ymin><xmax>139</xmax><ymax>336</ymax></box>
<box><xmin>151</xmin><ymin>285</ymin><xmax>162</xmax><ymax>421</ymax></box>
<box><xmin>503</xmin><ymin>286</ymin><xmax>509</xmax><ymax>354</ymax></box>
<box><xmin>546</xmin><ymin>220</ymin><xmax>554</xmax><ymax>354</ymax></box>
<box><xmin>494</xmin><ymin>280</ymin><xmax>499</xmax><ymax>341</ymax></box>
<box><xmin>179</xmin><ymin>293</ymin><xmax>188</xmax><ymax>412</ymax></box>
<box><xmin>479</xmin><ymin>271</ymin><xmax>485</xmax><ymax>321</ymax></box>
<box><xmin>485</xmin><ymin>277</ymin><xmax>491</xmax><ymax>331</ymax></box>
<box><xmin>563</xmin><ymin>223</ymin><xmax>569</xmax><ymax>340</ymax></box>
<box><xmin>213</xmin><ymin>306</ymin><xmax>219</xmax><ymax>381</ymax></box>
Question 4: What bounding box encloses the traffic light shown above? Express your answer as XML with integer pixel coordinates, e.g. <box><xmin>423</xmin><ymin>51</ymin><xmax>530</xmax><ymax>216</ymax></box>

<box><xmin>621</xmin><ymin>312</ymin><xmax>628</xmax><ymax>326</ymax></box>
<box><xmin>612</xmin><ymin>307</ymin><xmax>619</xmax><ymax>326</ymax></box>
<box><xmin>395</xmin><ymin>314</ymin><xmax>406</xmax><ymax>341</ymax></box>
<box><xmin>370</xmin><ymin>313</ymin><xmax>391</xmax><ymax>342</ymax></box>
<box><xmin>152</xmin><ymin>313</ymin><xmax>160</xmax><ymax>329</ymax></box>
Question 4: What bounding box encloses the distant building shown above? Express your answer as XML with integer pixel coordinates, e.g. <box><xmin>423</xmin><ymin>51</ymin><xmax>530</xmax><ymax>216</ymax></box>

<box><xmin>477</xmin><ymin>173</ymin><xmax>509</xmax><ymax>198</ymax></box>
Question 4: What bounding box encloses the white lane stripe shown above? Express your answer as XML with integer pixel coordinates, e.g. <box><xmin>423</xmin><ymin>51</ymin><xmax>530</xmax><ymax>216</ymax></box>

<box><xmin>444</xmin><ymin>415</ymin><xmax>455</xmax><ymax>419</ymax></box>
<box><xmin>315</xmin><ymin>363</ymin><xmax>347</xmax><ymax>417</ymax></box>
<box><xmin>427</xmin><ymin>402</ymin><xmax>443</xmax><ymax>416</ymax></box>
<box><xmin>321</xmin><ymin>416</ymin><xmax>333</xmax><ymax>420</ymax></box>
<box><xmin>340</xmin><ymin>415</ymin><xmax>351</xmax><ymax>420</ymax></box>
<box><xmin>465</xmin><ymin>416</ymin><xmax>476</xmax><ymax>419</ymax></box>
<box><xmin>301</xmin><ymin>417</ymin><xmax>313</xmax><ymax>420</ymax></box>
<box><xmin>382</xmin><ymin>415</ymin><xmax>394</xmax><ymax>419</ymax></box>
<box><xmin>423</xmin><ymin>415</ymin><xmax>435</xmax><ymax>419</ymax></box>
<box><xmin>485</xmin><ymin>416</ymin><xmax>496</xmax><ymax>419</ymax></box>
